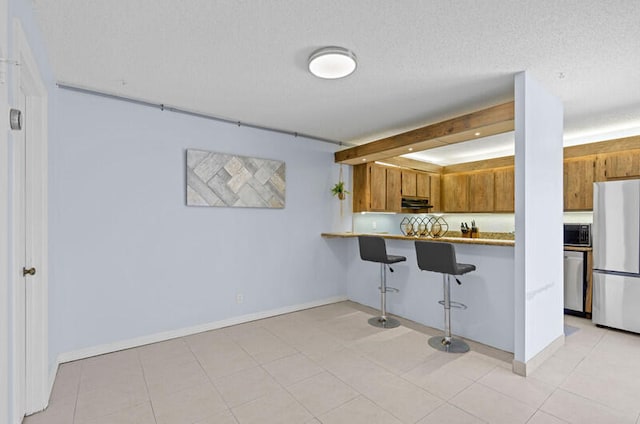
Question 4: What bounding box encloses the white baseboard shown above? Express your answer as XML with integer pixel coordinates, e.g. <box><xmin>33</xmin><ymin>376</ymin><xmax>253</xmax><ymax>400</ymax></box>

<box><xmin>57</xmin><ymin>296</ymin><xmax>347</xmax><ymax>364</ymax></box>
<box><xmin>512</xmin><ymin>334</ymin><xmax>564</xmax><ymax>376</ymax></box>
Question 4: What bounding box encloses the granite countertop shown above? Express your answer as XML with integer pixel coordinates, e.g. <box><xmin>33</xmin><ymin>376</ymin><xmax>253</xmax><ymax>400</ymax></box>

<box><xmin>321</xmin><ymin>231</ymin><xmax>516</xmax><ymax>247</ymax></box>
<box><xmin>563</xmin><ymin>245</ymin><xmax>593</xmax><ymax>252</ymax></box>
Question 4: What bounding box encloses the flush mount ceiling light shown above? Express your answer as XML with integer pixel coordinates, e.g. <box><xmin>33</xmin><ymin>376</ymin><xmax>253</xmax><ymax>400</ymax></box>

<box><xmin>308</xmin><ymin>46</ymin><xmax>357</xmax><ymax>79</ymax></box>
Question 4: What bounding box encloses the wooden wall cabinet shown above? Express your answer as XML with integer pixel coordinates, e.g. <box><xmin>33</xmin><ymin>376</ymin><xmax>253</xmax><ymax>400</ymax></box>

<box><xmin>442</xmin><ymin>174</ymin><xmax>469</xmax><ymax>212</ymax></box>
<box><xmin>401</xmin><ymin>170</ymin><xmax>417</xmax><ymax>196</ymax></box>
<box><xmin>352</xmin><ymin>163</ymin><xmax>401</xmax><ymax>212</ymax></box>
<box><xmin>494</xmin><ymin>167</ymin><xmax>515</xmax><ymax>212</ymax></box>
<box><xmin>386</xmin><ymin>168</ymin><xmax>402</xmax><ymax>212</ymax></box>
<box><xmin>442</xmin><ymin>171</ymin><xmax>496</xmax><ymax>213</ymax></box>
<box><xmin>602</xmin><ymin>150</ymin><xmax>640</xmax><ymax>179</ymax></box>
<box><xmin>416</xmin><ymin>173</ymin><xmax>430</xmax><ymax>198</ymax></box>
<box><xmin>430</xmin><ymin>174</ymin><xmax>441</xmax><ymax>212</ymax></box>
<box><xmin>369</xmin><ymin>164</ymin><xmax>387</xmax><ymax>210</ymax></box>
<box><xmin>564</xmin><ymin>157</ymin><xmax>595</xmax><ymax>211</ymax></box>
<box><xmin>468</xmin><ymin>171</ymin><xmax>495</xmax><ymax>212</ymax></box>
<box><xmin>402</xmin><ymin>170</ymin><xmax>432</xmax><ymax>198</ymax></box>
<box><xmin>349</xmin><ymin>136</ymin><xmax>640</xmax><ymax>215</ymax></box>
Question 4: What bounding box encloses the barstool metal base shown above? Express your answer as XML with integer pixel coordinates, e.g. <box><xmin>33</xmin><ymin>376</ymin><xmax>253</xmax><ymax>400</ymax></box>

<box><xmin>428</xmin><ymin>336</ymin><xmax>470</xmax><ymax>353</ymax></box>
<box><xmin>368</xmin><ymin>316</ymin><xmax>401</xmax><ymax>329</ymax></box>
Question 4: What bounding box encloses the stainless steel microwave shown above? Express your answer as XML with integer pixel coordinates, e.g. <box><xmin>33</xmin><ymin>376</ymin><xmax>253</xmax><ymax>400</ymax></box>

<box><xmin>564</xmin><ymin>223</ymin><xmax>591</xmax><ymax>246</ymax></box>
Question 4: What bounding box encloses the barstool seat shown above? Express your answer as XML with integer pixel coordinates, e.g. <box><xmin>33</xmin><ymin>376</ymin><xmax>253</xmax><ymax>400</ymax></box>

<box><xmin>415</xmin><ymin>241</ymin><xmax>476</xmax><ymax>353</ymax></box>
<box><xmin>358</xmin><ymin>236</ymin><xmax>406</xmax><ymax>328</ymax></box>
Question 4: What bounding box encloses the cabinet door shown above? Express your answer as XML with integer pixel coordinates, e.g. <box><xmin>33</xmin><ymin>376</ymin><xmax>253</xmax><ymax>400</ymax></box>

<box><xmin>370</xmin><ymin>164</ymin><xmax>387</xmax><ymax>211</ymax></box>
<box><xmin>594</xmin><ymin>155</ymin><xmax>607</xmax><ymax>182</ymax></box>
<box><xmin>494</xmin><ymin>167</ymin><xmax>514</xmax><ymax>212</ymax></box>
<box><xmin>416</xmin><ymin>173</ymin><xmax>430</xmax><ymax>198</ymax></box>
<box><xmin>564</xmin><ymin>158</ymin><xmax>595</xmax><ymax>210</ymax></box>
<box><xmin>468</xmin><ymin>171</ymin><xmax>495</xmax><ymax>212</ymax></box>
<box><xmin>401</xmin><ymin>170</ymin><xmax>417</xmax><ymax>196</ymax></box>
<box><xmin>386</xmin><ymin>168</ymin><xmax>402</xmax><ymax>212</ymax></box>
<box><xmin>603</xmin><ymin>150</ymin><xmax>640</xmax><ymax>179</ymax></box>
<box><xmin>430</xmin><ymin>174</ymin><xmax>441</xmax><ymax>212</ymax></box>
<box><xmin>442</xmin><ymin>174</ymin><xmax>468</xmax><ymax>212</ymax></box>
<box><xmin>352</xmin><ymin>163</ymin><xmax>369</xmax><ymax>213</ymax></box>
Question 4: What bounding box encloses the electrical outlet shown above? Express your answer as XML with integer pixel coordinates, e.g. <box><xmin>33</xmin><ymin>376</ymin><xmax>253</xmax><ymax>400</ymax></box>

<box><xmin>236</xmin><ymin>293</ymin><xmax>244</xmax><ymax>304</ymax></box>
<box><xmin>372</xmin><ymin>221</ymin><xmax>377</xmax><ymax>230</ymax></box>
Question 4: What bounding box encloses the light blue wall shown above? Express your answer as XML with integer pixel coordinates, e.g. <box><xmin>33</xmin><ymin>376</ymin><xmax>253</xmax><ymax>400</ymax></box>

<box><xmin>2</xmin><ymin>3</ymin><xmax>350</xmax><ymax>421</ymax></box>
<box><xmin>49</xmin><ymin>89</ymin><xmax>349</xmax><ymax>362</ymax></box>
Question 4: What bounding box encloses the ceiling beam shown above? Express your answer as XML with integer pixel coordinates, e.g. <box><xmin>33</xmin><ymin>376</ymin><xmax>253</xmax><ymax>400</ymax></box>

<box><xmin>334</xmin><ymin>101</ymin><xmax>515</xmax><ymax>164</ymax></box>
<box><xmin>377</xmin><ymin>157</ymin><xmax>443</xmax><ymax>173</ymax></box>
<box><xmin>563</xmin><ymin>134</ymin><xmax>640</xmax><ymax>159</ymax></box>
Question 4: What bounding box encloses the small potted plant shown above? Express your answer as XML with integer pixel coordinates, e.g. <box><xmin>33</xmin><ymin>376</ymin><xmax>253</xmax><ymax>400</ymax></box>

<box><xmin>331</xmin><ymin>181</ymin><xmax>349</xmax><ymax>200</ymax></box>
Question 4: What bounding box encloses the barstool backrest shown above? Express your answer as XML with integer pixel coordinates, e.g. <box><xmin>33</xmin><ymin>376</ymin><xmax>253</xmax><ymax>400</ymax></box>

<box><xmin>358</xmin><ymin>236</ymin><xmax>388</xmax><ymax>263</ymax></box>
<box><xmin>415</xmin><ymin>241</ymin><xmax>459</xmax><ymax>274</ymax></box>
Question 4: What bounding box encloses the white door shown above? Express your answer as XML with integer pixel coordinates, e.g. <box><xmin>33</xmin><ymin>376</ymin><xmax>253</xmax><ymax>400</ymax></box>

<box><xmin>12</xmin><ymin>20</ymin><xmax>50</xmax><ymax>420</ymax></box>
<box><xmin>12</xmin><ymin>89</ymin><xmax>28</xmax><ymax>424</ymax></box>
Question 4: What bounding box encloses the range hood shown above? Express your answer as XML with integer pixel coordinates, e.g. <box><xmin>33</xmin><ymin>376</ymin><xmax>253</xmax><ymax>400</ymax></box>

<box><xmin>401</xmin><ymin>197</ymin><xmax>433</xmax><ymax>210</ymax></box>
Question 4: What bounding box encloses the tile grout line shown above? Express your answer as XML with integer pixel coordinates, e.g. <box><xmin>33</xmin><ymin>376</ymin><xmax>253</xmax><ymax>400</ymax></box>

<box><xmin>260</xmin><ymin>318</ymin><xmax>395</xmax><ymax>422</ymax></box>
<box><xmin>536</xmin><ymin>328</ymin><xmax>611</xmax><ymax>421</ymax></box>
<box><xmin>250</xmin><ymin>323</ymin><xmax>321</xmax><ymax>421</ymax></box>
<box><xmin>70</xmin><ymin>361</ymin><xmax>84</xmax><ymax>424</ymax></box>
<box><xmin>551</xmin><ymin>387</ymin><xmax>637</xmax><ymax>420</ymax></box>
<box><xmin>136</xmin><ymin>348</ymin><xmax>159</xmax><ymax>424</ymax></box>
<box><xmin>274</xmin><ymin>344</ymin><xmax>350</xmax><ymax>421</ymax></box>
<box><xmin>446</xmin><ymin>402</ymin><xmax>491</xmax><ymax>424</ymax></box>
<box><xmin>183</xmin><ymin>334</ymin><xmax>242</xmax><ymax>423</ymax></box>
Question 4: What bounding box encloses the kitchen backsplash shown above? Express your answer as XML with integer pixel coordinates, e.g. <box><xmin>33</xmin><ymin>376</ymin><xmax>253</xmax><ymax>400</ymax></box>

<box><xmin>353</xmin><ymin>211</ymin><xmax>593</xmax><ymax>235</ymax></box>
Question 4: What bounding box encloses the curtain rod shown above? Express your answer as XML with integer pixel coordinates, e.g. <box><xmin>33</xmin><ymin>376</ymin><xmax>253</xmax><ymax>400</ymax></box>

<box><xmin>56</xmin><ymin>83</ymin><xmax>348</xmax><ymax>147</ymax></box>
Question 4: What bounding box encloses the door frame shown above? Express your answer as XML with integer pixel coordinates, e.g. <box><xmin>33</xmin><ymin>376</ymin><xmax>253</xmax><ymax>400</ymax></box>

<box><xmin>11</xmin><ymin>19</ymin><xmax>49</xmax><ymax>419</ymax></box>
<box><xmin>1</xmin><ymin>0</ymin><xmax>11</xmax><ymax>422</ymax></box>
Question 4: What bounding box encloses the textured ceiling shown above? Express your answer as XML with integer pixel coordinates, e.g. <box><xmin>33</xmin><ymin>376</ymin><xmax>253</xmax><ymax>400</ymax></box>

<box><xmin>32</xmin><ymin>0</ymin><xmax>640</xmax><ymax>161</ymax></box>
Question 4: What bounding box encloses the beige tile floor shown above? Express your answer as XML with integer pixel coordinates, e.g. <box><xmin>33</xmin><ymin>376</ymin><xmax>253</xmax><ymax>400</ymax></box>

<box><xmin>25</xmin><ymin>301</ymin><xmax>640</xmax><ymax>424</ymax></box>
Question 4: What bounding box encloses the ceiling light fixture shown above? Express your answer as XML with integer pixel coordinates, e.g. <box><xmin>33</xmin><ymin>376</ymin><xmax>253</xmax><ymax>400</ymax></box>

<box><xmin>308</xmin><ymin>46</ymin><xmax>357</xmax><ymax>79</ymax></box>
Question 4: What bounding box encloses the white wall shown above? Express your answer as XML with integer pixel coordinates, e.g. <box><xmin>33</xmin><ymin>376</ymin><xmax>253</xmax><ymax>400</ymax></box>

<box><xmin>48</xmin><ymin>89</ymin><xmax>350</xmax><ymax>364</ymax></box>
<box><xmin>514</xmin><ymin>71</ymin><xmax>565</xmax><ymax>366</ymax></box>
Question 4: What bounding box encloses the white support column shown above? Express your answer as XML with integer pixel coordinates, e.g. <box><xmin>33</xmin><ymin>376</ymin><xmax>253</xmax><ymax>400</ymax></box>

<box><xmin>513</xmin><ymin>71</ymin><xmax>565</xmax><ymax>375</ymax></box>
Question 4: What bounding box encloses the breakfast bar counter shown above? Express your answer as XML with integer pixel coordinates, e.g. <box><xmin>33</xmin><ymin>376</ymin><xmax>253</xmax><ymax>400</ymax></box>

<box><xmin>321</xmin><ymin>232</ymin><xmax>515</xmax><ymax>247</ymax></box>
<box><xmin>322</xmin><ymin>232</ymin><xmax>516</xmax><ymax>352</ymax></box>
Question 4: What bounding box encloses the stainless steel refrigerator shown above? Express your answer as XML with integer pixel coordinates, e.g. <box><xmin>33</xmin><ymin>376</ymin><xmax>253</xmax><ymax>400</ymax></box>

<box><xmin>592</xmin><ymin>179</ymin><xmax>640</xmax><ymax>333</ymax></box>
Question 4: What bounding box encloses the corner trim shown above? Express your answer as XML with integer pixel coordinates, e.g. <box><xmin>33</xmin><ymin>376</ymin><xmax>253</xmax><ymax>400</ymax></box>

<box><xmin>512</xmin><ymin>334</ymin><xmax>564</xmax><ymax>376</ymax></box>
<box><xmin>57</xmin><ymin>296</ymin><xmax>347</xmax><ymax>364</ymax></box>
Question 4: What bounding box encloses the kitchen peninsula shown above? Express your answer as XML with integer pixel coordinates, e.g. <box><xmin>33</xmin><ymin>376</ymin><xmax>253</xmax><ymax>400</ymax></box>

<box><xmin>322</xmin><ymin>232</ymin><xmax>516</xmax><ymax>352</ymax></box>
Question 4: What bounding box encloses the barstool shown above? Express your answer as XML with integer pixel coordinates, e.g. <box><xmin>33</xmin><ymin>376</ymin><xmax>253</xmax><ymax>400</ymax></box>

<box><xmin>358</xmin><ymin>236</ymin><xmax>406</xmax><ymax>328</ymax></box>
<box><xmin>415</xmin><ymin>241</ymin><xmax>476</xmax><ymax>353</ymax></box>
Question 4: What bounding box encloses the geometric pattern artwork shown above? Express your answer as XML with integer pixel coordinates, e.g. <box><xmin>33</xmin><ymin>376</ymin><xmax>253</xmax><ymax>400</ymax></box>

<box><xmin>186</xmin><ymin>149</ymin><xmax>286</xmax><ymax>208</ymax></box>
